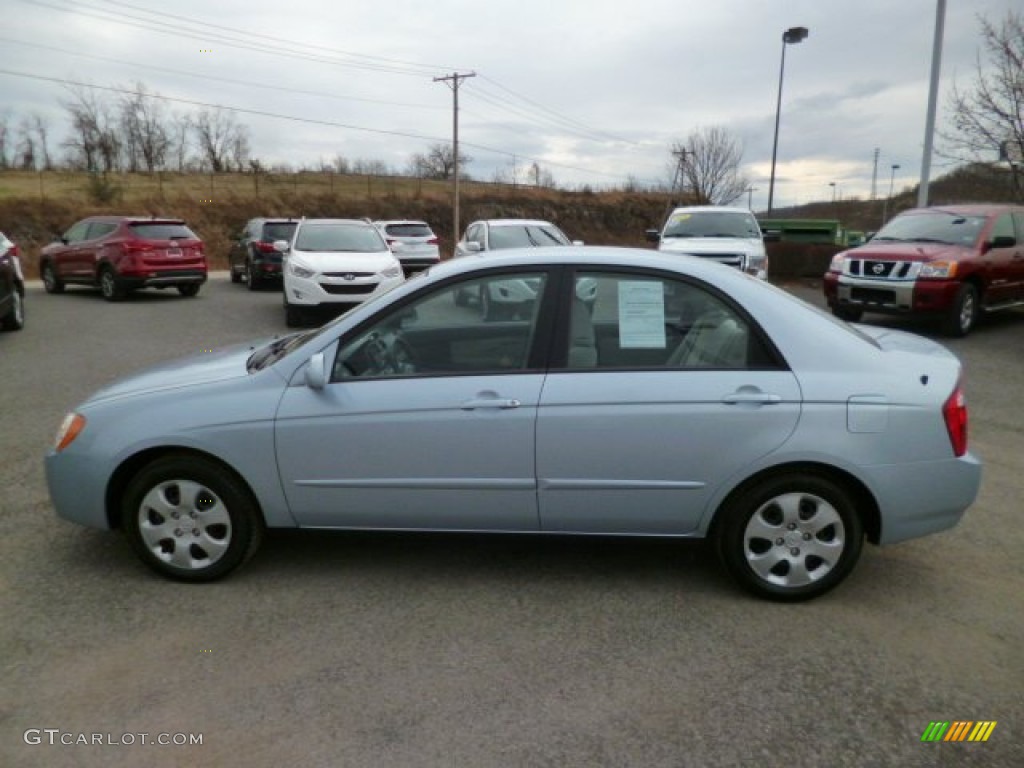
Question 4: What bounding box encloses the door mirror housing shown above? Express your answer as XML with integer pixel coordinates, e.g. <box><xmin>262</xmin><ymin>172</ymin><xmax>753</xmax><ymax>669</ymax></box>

<box><xmin>644</xmin><ymin>229</ymin><xmax>661</xmax><ymax>243</ymax></box>
<box><xmin>305</xmin><ymin>352</ymin><xmax>327</xmax><ymax>390</ymax></box>
<box><xmin>273</xmin><ymin>239</ymin><xmax>290</xmax><ymax>253</ymax></box>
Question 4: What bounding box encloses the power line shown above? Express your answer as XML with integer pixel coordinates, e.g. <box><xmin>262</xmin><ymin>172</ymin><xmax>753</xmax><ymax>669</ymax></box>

<box><xmin>0</xmin><ymin>37</ymin><xmax>445</xmax><ymax>112</ymax></box>
<box><xmin>0</xmin><ymin>67</ymin><xmax>661</xmax><ymax>184</ymax></box>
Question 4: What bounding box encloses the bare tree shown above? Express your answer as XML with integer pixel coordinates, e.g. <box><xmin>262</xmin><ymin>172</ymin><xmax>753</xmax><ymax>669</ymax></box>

<box><xmin>941</xmin><ymin>10</ymin><xmax>1024</xmax><ymax>197</ymax></box>
<box><xmin>408</xmin><ymin>143</ymin><xmax>470</xmax><ymax>180</ymax></box>
<box><xmin>170</xmin><ymin>113</ymin><xmax>191</xmax><ymax>172</ymax></box>
<box><xmin>15</xmin><ymin>117</ymin><xmax>37</xmax><ymax>170</ymax></box>
<box><xmin>193</xmin><ymin>108</ymin><xmax>247</xmax><ymax>172</ymax></box>
<box><xmin>0</xmin><ymin>109</ymin><xmax>11</xmax><ymax>169</ymax></box>
<box><xmin>528</xmin><ymin>161</ymin><xmax>556</xmax><ymax>188</ymax></box>
<box><xmin>671</xmin><ymin>126</ymin><xmax>749</xmax><ymax>206</ymax></box>
<box><xmin>60</xmin><ymin>85</ymin><xmax>121</xmax><ymax>172</ymax></box>
<box><xmin>119</xmin><ymin>82</ymin><xmax>170</xmax><ymax>172</ymax></box>
<box><xmin>30</xmin><ymin>114</ymin><xmax>53</xmax><ymax>170</ymax></box>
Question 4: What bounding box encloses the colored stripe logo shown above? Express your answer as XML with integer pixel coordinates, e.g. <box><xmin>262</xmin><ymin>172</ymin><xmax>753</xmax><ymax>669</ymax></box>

<box><xmin>921</xmin><ymin>721</ymin><xmax>997</xmax><ymax>742</ymax></box>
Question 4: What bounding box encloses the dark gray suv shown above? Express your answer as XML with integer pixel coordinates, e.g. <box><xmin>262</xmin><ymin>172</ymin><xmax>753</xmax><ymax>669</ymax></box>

<box><xmin>228</xmin><ymin>218</ymin><xmax>298</xmax><ymax>290</ymax></box>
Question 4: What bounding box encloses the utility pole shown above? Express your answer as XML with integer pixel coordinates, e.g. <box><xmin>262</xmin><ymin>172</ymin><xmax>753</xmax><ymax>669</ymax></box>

<box><xmin>434</xmin><ymin>71</ymin><xmax>476</xmax><ymax>252</ymax></box>
<box><xmin>870</xmin><ymin>147</ymin><xmax>880</xmax><ymax>199</ymax></box>
<box><xmin>662</xmin><ymin>146</ymin><xmax>689</xmax><ymax>222</ymax></box>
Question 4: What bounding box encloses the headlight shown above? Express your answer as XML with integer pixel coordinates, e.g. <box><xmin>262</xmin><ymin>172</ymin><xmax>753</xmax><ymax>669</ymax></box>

<box><xmin>54</xmin><ymin>413</ymin><xmax>86</xmax><ymax>452</ymax></box>
<box><xmin>381</xmin><ymin>265</ymin><xmax>402</xmax><ymax>279</ymax></box>
<box><xmin>829</xmin><ymin>253</ymin><xmax>848</xmax><ymax>272</ymax></box>
<box><xmin>919</xmin><ymin>260</ymin><xmax>958</xmax><ymax>278</ymax></box>
<box><xmin>288</xmin><ymin>261</ymin><xmax>315</xmax><ymax>279</ymax></box>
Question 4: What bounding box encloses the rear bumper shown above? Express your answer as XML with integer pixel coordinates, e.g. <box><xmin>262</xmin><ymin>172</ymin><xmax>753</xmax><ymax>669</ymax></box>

<box><xmin>118</xmin><ymin>270</ymin><xmax>207</xmax><ymax>289</ymax></box>
<box><xmin>868</xmin><ymin>452</ymin><xmax>982</xmax><ymax>545</ymax></box>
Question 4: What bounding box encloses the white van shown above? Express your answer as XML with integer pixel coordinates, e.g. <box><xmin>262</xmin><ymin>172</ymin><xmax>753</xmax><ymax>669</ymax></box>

<box><xmin>645</xmin><ymin>206</ymin><xmax>768</xmax><ymax>280</ymax></box>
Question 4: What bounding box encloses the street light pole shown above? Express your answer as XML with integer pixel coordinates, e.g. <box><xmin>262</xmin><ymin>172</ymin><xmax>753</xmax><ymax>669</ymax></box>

<box><xmin>829</xmin><ymin>182</ymin><xmax>836</xmax><ymax>203</ymax></box>
<box><xmin>746</xmin><ymin>186</ymin><xmax>758</xmax><ymax>209</ymax></box>
<box><xmin>882</xmin><ymin>163</ymin><xmax>900</xmax><ymax>225</ymax></box>
<box><xmin>767</xmin><ymin>26</ymin><xmax>808</xmax><ymax>214</ymax></box>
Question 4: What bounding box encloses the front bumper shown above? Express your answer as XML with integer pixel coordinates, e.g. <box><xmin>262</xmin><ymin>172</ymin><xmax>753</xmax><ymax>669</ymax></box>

<box><xmin>284</xmin><ymin>272</ymin><xmax>404</xmax><ymax>307</ymax></box>
<box><xmin>824</xmin><ymin>273</ymin><xmax>960</xmax><ymax>315</ymax></box>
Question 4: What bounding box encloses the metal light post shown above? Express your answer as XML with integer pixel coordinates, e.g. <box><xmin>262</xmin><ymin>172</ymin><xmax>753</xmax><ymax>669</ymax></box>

<box><xmin>767</xmin><ymin>26</ymin><xmax>809</xmax><ymax>213</ymax></box>
<box><xmin>882</xmin><ymin>163</ymin><xmax>900</xmax><ymax>225</ymax></box>
<box><xmin>746</xmin><ymin>186</ymin><xmax>758</xmax><ymax>209</ymax></box>
<box><xmin>829</xmin><ymin>182</ymin><xmax>836</xmax><ymax>203</ymax></box>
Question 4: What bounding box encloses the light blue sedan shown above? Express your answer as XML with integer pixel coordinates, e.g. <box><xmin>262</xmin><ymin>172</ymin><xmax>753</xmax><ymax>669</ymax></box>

<box><xmin>45</xmin><ymin>247</ymin><xmax>982</xmax><ymax>600</ymax></box>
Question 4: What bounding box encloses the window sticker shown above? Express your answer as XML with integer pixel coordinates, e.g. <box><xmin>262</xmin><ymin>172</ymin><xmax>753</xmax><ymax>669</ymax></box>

<box><xmin>618</xmin><ymin>281</ymin><xmax>666</xmax><ymax>348</ymax></box>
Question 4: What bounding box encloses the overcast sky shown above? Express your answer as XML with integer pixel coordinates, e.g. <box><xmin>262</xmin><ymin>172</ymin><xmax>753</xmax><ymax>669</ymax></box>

<box><xmin>2</xmin><ymin>0</ymin><xmax>1019</xmax><ymax>210</ymax></box>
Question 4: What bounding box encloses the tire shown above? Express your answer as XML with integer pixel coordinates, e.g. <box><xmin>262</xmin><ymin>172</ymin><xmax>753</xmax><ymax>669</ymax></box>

<box><xmin>715</xmin><ymin>473</ymin><xmax>864</xmax><ymax>602</ymax></box>
<box><xmin>832</xmin><ymin>306</ymin><xmax>863</xmax><ymax>323</ymax></box>
<box><xmin>99</xmin><ymin>266</ymin><xmax>125</xmax><ymax>302</ymax></box>
<box><xmin>284</xmin><ymin>295</ymin><xmax>304</xmax><ymax>328</ymax></box>
<box><xmin>230</xmin><ymin>264</ymin><xmax>242</xmax><ymax>284</ymax></box>
<box><xmin>941</xmin><ymin>283</ymin><xmax>979</xmax><ymax>337</ymax></box>
<box><xmin>246</xmin><ymin>259</ymin><xmax>261</xmax><ymax>291</ymax></box>
<box><xmin>41</xmin><ymin>261</ymin><xmax>65</xmax><ymax>294</ymax></box>
<box><xmin>122</xmin><ymin>454</ymin><xmax>264</xmax><ymax>582</ymax></box>
<box><xmin>0</xmin><ymin>285</ymin><xmax>25</xmax><ymax>331</ymax></box>
<box><xmin>178</xmin><ymin>284</ymin><xmax>200</xmax><ymax>297</ymax></box>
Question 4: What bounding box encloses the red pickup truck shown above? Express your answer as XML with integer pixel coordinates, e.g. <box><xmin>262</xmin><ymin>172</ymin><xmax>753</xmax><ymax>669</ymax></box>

<box><xmin>824</xmin><ymin>204</ymin><xmax>1024</xmax><ymax>336</ymax></box>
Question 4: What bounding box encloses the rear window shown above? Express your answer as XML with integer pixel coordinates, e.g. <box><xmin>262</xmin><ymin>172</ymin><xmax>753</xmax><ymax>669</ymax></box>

<box><xmin>295</xmin><ymin>224</ymin><xmax>387</xmax><ymax>253</ymax></box>
<box><xmin>262</xmin><ymin>222</ymin><xmax>297</xmax><ymax>242</ymax></box>
<box><xmin>129</xmin><ymin>222</ymin><xmax>199</xmax><ymax>240</ymax></box>
<box><xmin>384</xmin><ymin>223</ymin><xmax>433</xmax><ymax>238</ymax></box>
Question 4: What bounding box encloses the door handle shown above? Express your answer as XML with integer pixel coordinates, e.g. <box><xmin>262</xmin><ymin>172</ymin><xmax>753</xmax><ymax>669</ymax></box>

<box><xmin>722</xmin><ymin>392</ymin><xmax>782</xmax><ymax>405</ymax></box>
<box><xmin>460</xmin><ymin>397</ymin><xmax>521</xmax><ymax>410</ymax></box>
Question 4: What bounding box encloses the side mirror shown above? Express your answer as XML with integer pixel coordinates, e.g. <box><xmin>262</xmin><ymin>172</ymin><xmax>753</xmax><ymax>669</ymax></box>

<box><xmin>571</xmin><ymin>239</ymin><xmax>585</xmax><ymax>246</ymax></box>
<box><xmin>761</xmin><ymin>230</ymin><xmax>782</xmax><ymax>243</ymax></box>
<box><xmin>465</xmin><ymin>242</ymin><xmax>482</xmax><ymax>254</ymax></box>
<box><xmin>273</xmin><ymin>239</ymin><xmax>290</xmax><ymax>253</ymax></box>
<box><xmin>305</xmin><ymin>352</ymin><xmax>327</xmax><ymax>390</ymax></box>
<box><xmin>644</xmin><ymin>229</ymin><xmax>661</xmax><ymax>244</ymax></box>
<box><xmin>988</xmin><ymin>235</ymin><xmax>1016</xmax><ymax>250</ymax></box>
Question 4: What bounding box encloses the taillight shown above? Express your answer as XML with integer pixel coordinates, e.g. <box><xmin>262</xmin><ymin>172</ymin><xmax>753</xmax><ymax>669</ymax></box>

<box><xmin>9</xmin><ymin>244</ymin><xmax>20</xmax><ymax>257</ymax></box>
<box><xmin>427</xmin><ymin>237</ymin><xmax>439</xmax><ymax>245</ymax></box>
<box><xmin>122</xmin><ymin>241</ymin><xmax>152</xmax><ymax>254</ymax></box>
<box><xmin>942</xmin><ymin>382</ymin><xmax>968</xmax><ymax>457</ymax></box>
<box><xmin>256</xmin><ymin>241</ymin><xmax>276</xmax><ymax>253</ymax></box>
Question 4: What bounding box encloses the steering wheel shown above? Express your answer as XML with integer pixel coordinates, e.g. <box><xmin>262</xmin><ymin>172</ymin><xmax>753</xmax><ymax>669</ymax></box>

<box><xmin>389</xmin><ymin>335</ymin><xmax>418</xmax><ymax>374</ymax></box>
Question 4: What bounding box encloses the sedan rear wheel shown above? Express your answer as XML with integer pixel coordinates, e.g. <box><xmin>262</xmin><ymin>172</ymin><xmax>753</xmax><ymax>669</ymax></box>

<box><xmin>716</xmin><ymin>474</ymin><xmax>863</xmax><ymax>601</ymax></box>
<box><xmin>123</xmin><ymin>455</ymin><xmax>263</xmax><ymax>582</ymax></box>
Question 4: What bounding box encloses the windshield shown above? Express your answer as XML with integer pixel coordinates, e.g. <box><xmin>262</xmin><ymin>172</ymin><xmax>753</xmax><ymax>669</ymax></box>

<box><xmin>662</xmin><ymin>211</ymin><xmax>761</xmax><ymax>239</ymax></box>
<box><xmin>872</xmin><ymin>211</ymin><xmax>986</xmax><ymax>246</ymax></box>
<box><xmin>295</xmin><ymin>223</ymin><xmax>387</xmax><ymax>253</ymax></box>
<box><xmin>490</xmin><ymin>224</ymin><xmax>570</xmax><ymax>249</ymax></box>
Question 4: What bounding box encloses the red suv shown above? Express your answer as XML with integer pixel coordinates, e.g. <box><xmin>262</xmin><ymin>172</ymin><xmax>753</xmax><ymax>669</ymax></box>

<box><xmin>824</xmin><ymin>204</ymin><xmax>1024</xmax><ymax>336</ymax></box>
<box><xmin>40</xmin><ymin>216</ymin><xmax>207</xmax><ymax>302</ymax></box>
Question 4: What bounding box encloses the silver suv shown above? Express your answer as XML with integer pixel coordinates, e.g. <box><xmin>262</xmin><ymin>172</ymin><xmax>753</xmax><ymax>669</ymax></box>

<box><xmin>373</xmin><ymin>220</ymin><xmax>441</xmax><ymax>277</ymax></box>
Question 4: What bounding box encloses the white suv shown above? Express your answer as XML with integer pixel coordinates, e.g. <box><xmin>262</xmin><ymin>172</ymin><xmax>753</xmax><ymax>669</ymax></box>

<box><xmin>278</xmin><ymin>218</ymin><xmax>404</xmax><ymax>327</ymax></box>
<box><xmin>646</xmin><ymin>206</ymin><xmax>768</xmax><ymax>280</ymax></box>
<box><xmin>373</xmin><ymin>220</ymin><xmax>441</xmax><ymax>276</ymax></box>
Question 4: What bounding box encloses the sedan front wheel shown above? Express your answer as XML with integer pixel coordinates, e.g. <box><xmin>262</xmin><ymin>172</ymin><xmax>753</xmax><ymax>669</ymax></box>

<box><xmin>122</xmin><ymin>455</ymin><xmax>264</xmax><ymax>582</ymax></box>
<box><xmin>715</xmin><ymin>474</ymin><xmax>863</xmax><ymax>601</ymax></box>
